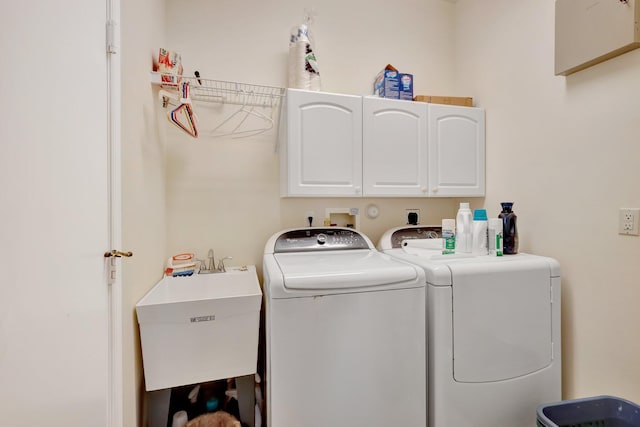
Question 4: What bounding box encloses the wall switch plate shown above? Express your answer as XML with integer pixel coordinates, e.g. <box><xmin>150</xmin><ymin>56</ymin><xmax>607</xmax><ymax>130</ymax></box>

<box><xmin>619</xmin><ymin>208</ymin><xmax>640</xmax><ymax>235</ymax></box>
<box><xmin>406</xmin><ymin>209</ymin><xmax>420</xmax><ymax>225</ymax></box>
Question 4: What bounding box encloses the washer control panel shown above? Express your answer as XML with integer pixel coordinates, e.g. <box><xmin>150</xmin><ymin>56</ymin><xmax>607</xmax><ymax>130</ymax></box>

<box><xmin>274</xmin><ymin>228</ymin><xmax>370</xmax><ymax>253</ymax></box>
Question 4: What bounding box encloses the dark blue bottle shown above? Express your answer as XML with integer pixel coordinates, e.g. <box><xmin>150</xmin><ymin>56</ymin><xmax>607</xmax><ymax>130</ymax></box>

<box><xmin>499</xmin><ymin>202</ymin><xmax>518</xmax><ymax>255</ymax></box>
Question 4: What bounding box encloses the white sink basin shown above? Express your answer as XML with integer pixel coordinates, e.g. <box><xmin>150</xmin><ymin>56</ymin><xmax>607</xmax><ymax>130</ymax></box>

<box><xmin>136</xmin><ymin>266</ymin><xmax>262</xmax><ymax>391</ymax></box>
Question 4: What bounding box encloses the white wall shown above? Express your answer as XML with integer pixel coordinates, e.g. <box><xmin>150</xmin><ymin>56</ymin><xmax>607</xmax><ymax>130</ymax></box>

<box><xmin>124</xmin><ymin>0</ymin><xmax>640</xmax><ymax>424</ymax></box>
<box><xmin>161</xmin><ymin>0</ymin><xmax>461</xmax><ymax>276</ymax></box>
<box><xmin>454</xmin><ymin>0</ymin><xmax>640</xmax><ymax>402</ymax></box>
<box><xmin>124</xmin><ymin>1</ymin><xmax>461</xmax><ymax>425</ymax></box>
<box><xmin>121</xmin><ymin>0</ymin><xmax>168</xmax><ymax>425</ymax></box>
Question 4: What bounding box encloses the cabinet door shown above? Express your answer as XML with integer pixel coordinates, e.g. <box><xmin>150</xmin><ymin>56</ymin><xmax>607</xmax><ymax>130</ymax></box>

<box><xmin>363</xmin><ymin>97</ymin><xmax>429</xmax><ymax>196</ymax></box>
<box><xmin>428</xmin><ymin>104</ymin><xmax>485</xmax><ymax>197</ymax></box>
<box><xmin>282</xmin><ymin>89</ymin><xmax>362</xmax><ymax>197</ymax></box>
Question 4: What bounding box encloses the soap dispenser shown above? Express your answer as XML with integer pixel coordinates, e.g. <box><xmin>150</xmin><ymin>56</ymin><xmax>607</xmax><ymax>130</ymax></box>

<box><xmin>499</xmin><ymin>202</ymin><xmax>518</xmax><ymax>255</ymax></box>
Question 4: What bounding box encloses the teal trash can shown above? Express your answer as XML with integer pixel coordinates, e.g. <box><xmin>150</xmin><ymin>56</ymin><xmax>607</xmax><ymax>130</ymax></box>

<box><xmin>537</xmin><ymin>395</ymin><xmax>640</xmax><ymax>427</ymax></box>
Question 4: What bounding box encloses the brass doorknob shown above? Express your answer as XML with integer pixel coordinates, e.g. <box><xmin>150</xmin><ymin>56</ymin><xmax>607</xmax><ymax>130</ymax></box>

<box><xmin>104</xmin><ymin>250</ymin><xmax>133</xmax><ymax>258</ymax></box>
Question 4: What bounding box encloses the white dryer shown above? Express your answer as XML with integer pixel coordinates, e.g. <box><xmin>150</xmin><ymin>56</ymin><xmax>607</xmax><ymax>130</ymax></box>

<box><xmin>263</xmin><ymin>227</ymin><xmax>426</xmax><ymax>427</ymax></box>
<box><xmin>378</xmin><ymin>225</ymin><xmax>561</xmax><ymax>427</ymax></box>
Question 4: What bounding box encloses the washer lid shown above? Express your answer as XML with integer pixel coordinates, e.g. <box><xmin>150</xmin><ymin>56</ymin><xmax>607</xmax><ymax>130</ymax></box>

<box><xmin>274</xmin><ymin>250</ymin><xmax>420</xmax><ymax>290</ymax></box>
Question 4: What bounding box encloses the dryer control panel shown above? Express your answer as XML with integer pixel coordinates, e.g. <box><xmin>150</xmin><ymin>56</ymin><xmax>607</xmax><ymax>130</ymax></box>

<box><xmin>274</xmin><ymin>228</ymin><xmax>370</xmax><ymax>253</ymax></box>
<box><xmin>389</xmin><ymin>226</ymin><xmax>441</xmax><ymax>248</ymax></box>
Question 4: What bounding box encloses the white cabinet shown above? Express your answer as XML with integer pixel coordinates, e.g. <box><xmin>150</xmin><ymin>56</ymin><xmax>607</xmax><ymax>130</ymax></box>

<box><xmin>363</xmin><ymin>97</ymin><xmax>429</xmax><ymax>196</ymax></box>
<box><xmin>280</xmin><ymin>89</ymin><xmax>485</xmax><ymax>198</ymax></box>
<box><xmin>428</xmin><ymin>104</ymin><xmax>485</xmax><ymax>197</ymax></box>
<box><xmin>280</xmin><ymin>89</ymin><xmax>363</xmax><ymax>197</ymax></box>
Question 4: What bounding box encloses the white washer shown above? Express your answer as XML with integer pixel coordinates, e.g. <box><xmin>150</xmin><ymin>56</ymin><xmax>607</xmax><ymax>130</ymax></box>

<box><xmin>378</xmin><ymin>225</ymin><xmax>561</xmax><ymax>427</ymax></box>
<box><xmin>263</xmin><ymin>227</ymin><xmax>427</xmax><ymax>427</ymax></box>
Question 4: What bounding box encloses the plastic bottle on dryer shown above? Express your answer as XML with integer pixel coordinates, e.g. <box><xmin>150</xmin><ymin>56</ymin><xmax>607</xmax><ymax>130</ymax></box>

<box><xmin>488</xmin><ymin>218</ymin><xmax>503</xmax><ymax>257</ymax></box>
<box><xmin>499</xmin><ymin>202</ymin><xmax>519</xmax><ymax>255</ymax></box>
<box><xmin>442</xmin><ymin>219</ymin><xmax>456</xmax><ymax>255</ymax></box>
<box><xmin>471</xmin><ymin>209</ymin><xmax>488</xmax><ymax>255</ymax></box>
<box><xmin>455</xmin><ymin>202</ymin><xmax>473</xmax><ymax>254</ymax></box>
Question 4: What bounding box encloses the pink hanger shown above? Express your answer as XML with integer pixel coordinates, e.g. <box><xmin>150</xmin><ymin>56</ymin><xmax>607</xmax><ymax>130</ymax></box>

<box><xmin>167</xmin><ymin>82</ymin><xmax>198</xmax><ymax>138</ymax></box>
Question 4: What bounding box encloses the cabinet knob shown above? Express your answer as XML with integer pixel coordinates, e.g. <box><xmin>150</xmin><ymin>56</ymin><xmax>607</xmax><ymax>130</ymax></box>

<box><xmin>355</xmin><ymin>186</ymin><xmax>361</xmax><ymax>194</ymax></box>
<box><xmin>432</xmin><ymin>187</ymin><xmax>439</xmax><ymax>193</ymax></box>
<box><xmin>421</xmin><ymin>187</ymin><xmax>428</xmax><ymax>193</ymax></box>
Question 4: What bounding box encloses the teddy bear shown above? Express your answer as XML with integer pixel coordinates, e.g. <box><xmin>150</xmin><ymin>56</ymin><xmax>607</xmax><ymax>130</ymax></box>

<box><xmin>185</xmin><ymin>411</ymin><xmax>241</xmax><ymax>427</ymax></box>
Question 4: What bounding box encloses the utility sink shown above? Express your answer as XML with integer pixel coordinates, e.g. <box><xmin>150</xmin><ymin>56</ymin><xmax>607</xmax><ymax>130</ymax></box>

<box><xmin>136</xmin><ymin>266</ymin><xmax>262</xmax><ymax>391</ymax></box>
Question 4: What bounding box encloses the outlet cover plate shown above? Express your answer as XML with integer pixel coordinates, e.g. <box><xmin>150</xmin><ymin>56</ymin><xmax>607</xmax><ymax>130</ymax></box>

<box><xmin>406</xmin><ymin>209</ymin><xmax>420</xmax><ymax>225</ymax></box>
<box><xmin>619</xmin><ymin>208</ymin><xmax>640</xmax><ymax>235</ymax></box>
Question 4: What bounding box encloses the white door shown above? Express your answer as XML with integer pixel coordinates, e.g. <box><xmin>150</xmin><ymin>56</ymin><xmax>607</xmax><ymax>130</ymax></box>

<box><xmin>282</xmin><ymin>89</ymin><xmax>363</xmax><ymax>197</ymax></box>
<box><xmin>0</xmin><ymin>0</ymin><xmax>119</xmax><ymax>425</ymax></box>
<box><xmin>428</xmin><ymin>104</ymin><xmax>486</xmax><ymax>197</ymax></box>
<box><xmin>363</xmin><ymin>97</ymin><xmax>429</xmax><ymax>196</ymax></box>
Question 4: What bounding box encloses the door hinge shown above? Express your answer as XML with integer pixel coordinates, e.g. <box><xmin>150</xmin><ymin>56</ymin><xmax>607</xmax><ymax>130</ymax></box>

<box><xmin>106</xmin><ymin>20</ymin><xmax>119</xmax><ymax>54</ymax></box>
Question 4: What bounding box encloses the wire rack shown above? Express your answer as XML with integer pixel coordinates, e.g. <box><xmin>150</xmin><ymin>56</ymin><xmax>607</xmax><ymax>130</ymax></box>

<box><xmin>151</xmin><ymin>72</ymin><xmax>285</xmax><ymax>108</ymax></box>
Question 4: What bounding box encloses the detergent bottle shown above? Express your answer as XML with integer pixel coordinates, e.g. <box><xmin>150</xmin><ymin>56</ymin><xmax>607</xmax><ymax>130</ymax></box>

<box><xmin>471</xmin><ymin>209</ymin><xmax>488</xmax><ymax>256</ymax></box>
<box><xmin>455</xmin><ymin>202</ymin><xmax>473</xmax><ymax>254</ymax></box>
<box><xmin>499</xmin><ymin>202</ymin><xmax>519</xmax><ymax>255</ymax></box>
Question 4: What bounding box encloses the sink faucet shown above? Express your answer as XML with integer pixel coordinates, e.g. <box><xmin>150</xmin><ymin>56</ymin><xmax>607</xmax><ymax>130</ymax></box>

<box><xmin>199</xmin><ymin>249</ymin><xmax>232</xmax><ymax>274</ymax></box>
<box><xmin>217</xmin><ymin>256</ymin><xmax>233</xmax><ymax>273</ymax></box>
<box><xmin>207</xmin><ymin>249</ymin><xmax>215</xmax><ymax>271</ymax></box>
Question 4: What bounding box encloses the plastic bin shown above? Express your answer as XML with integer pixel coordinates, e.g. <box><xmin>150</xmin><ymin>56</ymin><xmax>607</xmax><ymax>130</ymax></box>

<box><xmin>537</xmin><ymin>395</ymin><xmax>640</xmax><ymax>427</ymax></box>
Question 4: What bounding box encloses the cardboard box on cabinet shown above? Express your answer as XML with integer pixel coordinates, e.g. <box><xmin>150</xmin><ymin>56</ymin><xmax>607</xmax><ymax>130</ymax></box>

<box><xmin>374</xmin><ymin>64</ymin><xmax>399</xmax><ymax>99</ymax></box>
<box><xmin>374</xmin><ymin>64</ymin><xmax>413</xmax><ymax>100</ymax></box>
<box><xmin>414</xmin><ymin>95</ymin><xmax>473</xmax><ymax>107</ymax></box>
<box><xmin>398</xmin><ymin>73</ymin><xmax>413</xmax><ymax>100</ymax></box>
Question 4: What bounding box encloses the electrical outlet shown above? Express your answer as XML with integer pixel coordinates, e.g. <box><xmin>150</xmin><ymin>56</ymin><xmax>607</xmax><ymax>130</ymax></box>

<box><xmin>406</xmin><ymin>209</ymin><xmax>420</xmax><ymax>225</ymax></box>
<box><xmin>618</xmin><ymin>208</ymin><xmax>640</xmax><ymax>235</ymax></box>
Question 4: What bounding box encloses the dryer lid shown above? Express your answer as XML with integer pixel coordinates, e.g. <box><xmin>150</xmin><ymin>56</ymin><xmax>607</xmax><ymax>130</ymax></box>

<box><xmin>274</xmin><ymin>250</ymin><xmax>420</xmax><ymax>290</ymax></box>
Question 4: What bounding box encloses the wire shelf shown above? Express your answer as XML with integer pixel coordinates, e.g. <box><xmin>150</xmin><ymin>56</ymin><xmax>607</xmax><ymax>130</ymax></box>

<box><xmin>151</xmin><ymin>71</ymin><xmax>285</xmax><ymax>108</ymax></box>
<box><xmin>151</xmin><ymin>71</ymin><xmax>286</xmax><ymax>139</ymax></box>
